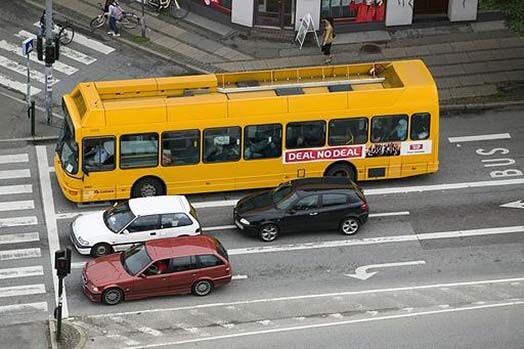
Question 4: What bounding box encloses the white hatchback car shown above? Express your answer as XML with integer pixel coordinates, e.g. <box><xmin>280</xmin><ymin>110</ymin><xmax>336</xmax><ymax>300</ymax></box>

<box><xmin>71</xmin><ymin>196</ymin><xmax>201</xmax><ymax>257</ymax></box>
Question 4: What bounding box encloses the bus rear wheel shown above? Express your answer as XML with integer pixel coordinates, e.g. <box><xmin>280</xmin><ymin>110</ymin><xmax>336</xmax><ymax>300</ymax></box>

<box><xmin>325</xmin><ymin>163</ymin><xmax>356</xmax><ymax>182</ymax></box>
<box><xmin>132</xmin><ymin>178</ymin><xmax>165</xmax><ymax>198</ymax></box>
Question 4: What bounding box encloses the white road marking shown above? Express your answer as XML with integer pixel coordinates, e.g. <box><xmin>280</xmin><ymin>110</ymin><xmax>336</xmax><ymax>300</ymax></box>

<box><xmin>137</xmin><ymin>327</ymin><xmax>162</xmax><ymax>337</ymax></box>
<box><xmin>0</xmin><ymin>153</ymin><xmax>28</xmax><ymax>164</ymax></box>
<box><xmin>448</xmin><ymin>133</ymin><xmax>511</xmax><ymax>143</ymax></box>
<box><xmin>125</xmin><ymin>300</ymin><xmax>524</xmax><ymax>348</ymax></box>
<box><xmin>0</xmin><ymin>72</ymin><xmax>41</xmax><ymax>95</ymax></box>
<box><xmin>0</xmin><ymin>169</ymin><xmax>31</xmax><ymax>180</ymax></box>
<box><xmin>106</xmin><ymin>335</ymin><xmax>140</xmax><ymax>346</ymax></box>
<box><xmin>0</xmin><ymin>55</ymin><xmax>53</xmax><ymax>84</ymax></box>
<box><xmin>0</xmin><ymin>248</ymin><xmax>41</xmax><ymax>261</ymax></box>
<box><xmin>17</xmin><ymin>30</ymin><xmax>97</xmax><ymax>65</ymax></box>
<box><xmin>0</xmin><ymin>184</ymin><xmax>32</xmax><ymax>196</ymax></box>
<box><xmin>0</xmin><ymin>216</ymin><xmax>38</xmax><ymax>227</ymax></box>
<box><xmin>0</xmin><ymin>232</ymin><xmax>39</xmax><ymax>245</ymax></box>
<box><xmin>0</xmin><ymin>284</ymin><xmax>46</xmax><ymax>298</ymax></box>
<box><xmin>0</xmin><ymin>265</ymin><xmax>43</xmax><ymax>280</ymax></box>
<box><xmin>0</xmin><ymin>39</ymin><xmax>78</xmax><ymax>75</ymax></box>
<box><xmin>191</xmin><ymin>178</ymin><xmax>524</xmax><ymax>208</ymax></box>
<box><xmin>0</xmin><ymin>200</ymin><xmax>34</xmax><ymax>212</ymax></box>
<box><xmin>227</xmin><ymin>225</ymin><xmax>524</xmax><ymax>256</ymax></box>
<box><xmin>90</xmin><ymin>277</ymin><xmax>524</xmax><ymax>318</ymax></box>
<box><xmin>37</xmin><ymin>146</ymin><xmax>68</xmax><ymax>317</ymax></box>
<box><xmin>0</xmin><ymin>302</ymin><xmax>47</xmax><ymax>315</ymax></box>
<box><xmin>345</xmin><ymin>260</ymin><xmax>426</xmax><ymax>280</ymax></box>
<box><xmin>232</xmin><ymin>275</ymin><xmax>248</xmax><ymax>280</ymax></box>
<box><xmin>33</xmin><ymin>22</ymin><xmax>115</xmax><ymax>55</ymax></box>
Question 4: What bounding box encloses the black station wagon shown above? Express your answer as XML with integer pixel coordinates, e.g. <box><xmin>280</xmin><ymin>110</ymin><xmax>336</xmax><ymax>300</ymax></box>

<box><xmin>233</xmin><ymin>177</ymin><xmax>369</xmax><ymax>242</ymax></box>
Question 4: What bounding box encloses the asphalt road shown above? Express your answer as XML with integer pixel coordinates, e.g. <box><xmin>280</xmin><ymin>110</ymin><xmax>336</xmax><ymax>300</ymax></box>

<box><xmin>0</xmin><ymin>107</ymin><xmax>523</xmax><ymax>347</ymax></box>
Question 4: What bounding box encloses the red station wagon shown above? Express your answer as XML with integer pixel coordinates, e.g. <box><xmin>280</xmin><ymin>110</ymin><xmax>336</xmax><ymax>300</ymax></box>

<box><xmin>82</xmin><ymin>235</ymin><xmax>232</xmax><ymax>305</ymax></box>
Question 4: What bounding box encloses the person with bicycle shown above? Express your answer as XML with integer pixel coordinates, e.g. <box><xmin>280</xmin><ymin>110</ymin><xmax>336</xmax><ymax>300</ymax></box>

<box><xmin>106</xmin><ymin>0</ymin><xmax>123</xmax><ymax>37</ymax></box>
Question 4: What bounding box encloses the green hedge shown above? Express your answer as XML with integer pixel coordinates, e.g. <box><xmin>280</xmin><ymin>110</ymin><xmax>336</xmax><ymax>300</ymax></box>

<box><xmin>479</xmin><ymin>0</ymin><xmax>524</xmax><ymax>35</ymax></box>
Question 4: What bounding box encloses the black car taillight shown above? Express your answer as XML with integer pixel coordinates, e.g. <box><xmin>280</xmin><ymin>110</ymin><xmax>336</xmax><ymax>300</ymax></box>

<box><xmin>361</xmin><ymin>201</ymin><xmax>368</xmax><ymax>211</ymax></box>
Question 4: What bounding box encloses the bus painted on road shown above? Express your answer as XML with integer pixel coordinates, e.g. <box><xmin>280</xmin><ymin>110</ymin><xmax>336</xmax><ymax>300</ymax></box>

<box><xmin>55</xmin><ymin>60</ymin><xmax>439</xmax><ymax>203</ymax></box>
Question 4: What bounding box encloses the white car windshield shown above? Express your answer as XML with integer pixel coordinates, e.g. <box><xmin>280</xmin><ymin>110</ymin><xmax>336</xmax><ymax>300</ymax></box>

<box><xmin>103</xmin><ymin>201</ymin><xmax>136</xmax><ymax>233</ymax></box>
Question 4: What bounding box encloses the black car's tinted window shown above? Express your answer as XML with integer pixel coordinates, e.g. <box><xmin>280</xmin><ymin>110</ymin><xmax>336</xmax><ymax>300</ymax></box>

<box><xmin>293</xmin><ymin>195</ymin><xmax>319</xmax><ymax>211</ymax></box>
<box><xmin>169</xmin><ymin>256</ymin><xmax>194</xmax><ymax>272</ymax></box>
<box><xmin>197</xmin><ymin>254</ymin><xmax>224</xmax><ymax>268</ymax></box>
<box><xmin>322</xmin><ymin>193</ymin><xmax>348</xmax><ymax>207</ymax></box>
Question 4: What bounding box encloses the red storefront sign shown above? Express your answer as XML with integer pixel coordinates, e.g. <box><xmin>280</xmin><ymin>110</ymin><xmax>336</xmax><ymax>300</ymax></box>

<box><xmin>284</xmin><ymin>145</ymin><xmax>365</xmax><ymax>164</ymax></box>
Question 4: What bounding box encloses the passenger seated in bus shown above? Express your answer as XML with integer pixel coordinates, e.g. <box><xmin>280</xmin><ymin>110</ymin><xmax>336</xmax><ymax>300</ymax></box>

<box><xmin>387</xmin><ymin>119</ymin><xmax>407</xmax><ymax>141</ymax></box>
<box><xmin>85</xmin><ymin>142</ymin><xmax>113</xmax><ymax>167</ymax></box>
<box><xmin>371</xmin><ymin>120</ymin><xmax>385</xmax><ymax>143</ymax></box>
<box><xmin>245</xmin><ymin>137</ymin><xmax>271</xmax><ymax>159</ymax></box>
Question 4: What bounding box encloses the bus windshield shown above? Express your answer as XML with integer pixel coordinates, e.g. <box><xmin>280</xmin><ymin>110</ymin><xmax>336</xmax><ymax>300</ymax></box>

<box><xmin>56</xmin><ymin>110</ymin><xmax>78</xmax><ymax>175</ymax></box>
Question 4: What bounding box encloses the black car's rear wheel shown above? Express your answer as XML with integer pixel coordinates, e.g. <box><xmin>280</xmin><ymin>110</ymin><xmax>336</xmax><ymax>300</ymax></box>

<box><xmin>340</xmin><ymin>217</ymin><xmax>360</xmax><ymax>235</ymax></box>
<box><xmin>259</xmin><ymin>223</ymin><xmax>279</xmax><ymax>242</ymax></box>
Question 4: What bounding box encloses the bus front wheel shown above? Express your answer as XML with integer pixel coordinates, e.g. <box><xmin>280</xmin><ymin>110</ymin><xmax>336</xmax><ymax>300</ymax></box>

<box><xmin>325</xmin><ymin>163</ymin><xmax>356</xmax><ymax>182</ymax></box>
<box><xmin>132</xmin><ymin>177</ymin><xmax>165</xmax><ymax>198</ymax></box>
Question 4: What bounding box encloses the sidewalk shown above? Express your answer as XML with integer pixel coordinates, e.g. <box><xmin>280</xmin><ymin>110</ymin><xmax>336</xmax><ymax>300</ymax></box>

<box><xmin>40</xmin><ymin>0</ymin><xmax>524</xmax><ymax>106</ymax></box>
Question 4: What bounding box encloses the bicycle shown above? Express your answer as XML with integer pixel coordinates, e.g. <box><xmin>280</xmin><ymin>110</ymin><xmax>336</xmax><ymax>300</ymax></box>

<box><xmin>90</xmin><ymin>2</ymin><xmax>140</xmax><ymax>30</ymax></box>
<box><xmin>147</xmin><ymin>0</ymin><xmax>189</xmax><ymax>19</ymax></box>
<box><xmin>39</xmin><ymin>11</ymin><xmax>75</xmax><ymax>45</ymax></box>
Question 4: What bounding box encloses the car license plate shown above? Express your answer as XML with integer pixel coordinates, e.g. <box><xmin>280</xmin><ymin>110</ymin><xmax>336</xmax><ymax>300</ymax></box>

<box><xmin>235</xmin><ymin>219</ymin><xmax>243</xmax><ymax>230</ymax></box>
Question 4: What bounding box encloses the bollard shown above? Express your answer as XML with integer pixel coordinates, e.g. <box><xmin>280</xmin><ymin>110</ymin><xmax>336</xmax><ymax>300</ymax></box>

<box><xmin>27</xmin><ymin>100</ymin><xmax>35</xmax><ymax>136</ymax></box>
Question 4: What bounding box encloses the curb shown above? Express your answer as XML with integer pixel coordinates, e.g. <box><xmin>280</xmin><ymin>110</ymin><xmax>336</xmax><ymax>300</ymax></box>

<box><xmin>48</xmin><ymin>318</ymin><xmax>88</xmax><ymax>349</ymax></box>
<box><xmin>441</xmin><ymin>100</ymin><xmax>524</xmax><ymax>114</ymax></box>
<box><xmin>25</xmin><ymin>0</ymin><xmax>212</xmax><ymax>74</ymax></box>
<box><xmin>48</xmin><ymin>319</ymin><xmax>58</xmax><ymax>349</ymax></box>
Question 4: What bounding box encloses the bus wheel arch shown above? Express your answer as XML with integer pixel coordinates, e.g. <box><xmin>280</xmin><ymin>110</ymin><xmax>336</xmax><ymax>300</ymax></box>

<box><xmin>131</xmin><ymin>176</ymin><xmax>166</xmax><ymax>198</ymax></box>
<box><xmin>324</xmin><ymin>161</ymin><xmax>357</xmax><ymax>182</ymax></box>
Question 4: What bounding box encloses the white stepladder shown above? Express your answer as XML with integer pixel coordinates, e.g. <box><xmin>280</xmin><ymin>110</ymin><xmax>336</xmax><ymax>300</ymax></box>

<box><xmin>295</xmin><ymin>13</ymin><xmax>320</xmax><ymax>50</ymax></box>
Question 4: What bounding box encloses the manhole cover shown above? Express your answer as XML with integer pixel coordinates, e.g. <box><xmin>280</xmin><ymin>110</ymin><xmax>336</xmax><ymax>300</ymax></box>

<box><xmin>360</xmin><ymin>44</ymin><xmax>382</xmax><ymax>54</ymax></box>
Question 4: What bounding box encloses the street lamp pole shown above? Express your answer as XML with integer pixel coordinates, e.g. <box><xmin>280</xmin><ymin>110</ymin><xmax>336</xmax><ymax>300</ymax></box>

<box><xmin>44</xmin><ymin>0</ymin><xmax>54</xmax><ymax>125</ymax></box>
<box><xmin>141</xmin><ymin>0</ymin><xmax>147</xmax><ymax>38</ymax></box>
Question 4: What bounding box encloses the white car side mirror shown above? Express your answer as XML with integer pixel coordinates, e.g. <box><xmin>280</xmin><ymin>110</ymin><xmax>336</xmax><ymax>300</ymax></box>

<box><xmin>122</xmin><ymin>229</ymin><xmax>129</xmax><ymax>235</ymax></box>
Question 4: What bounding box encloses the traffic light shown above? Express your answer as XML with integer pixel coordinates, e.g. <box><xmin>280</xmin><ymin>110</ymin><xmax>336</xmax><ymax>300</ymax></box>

<box><xmin>45</xmin><ymin>44</ymin><xmax>55</xmax><ymax>64</ymax></box>
<box><xmin>54</xmin><ymin>249</ymin><xmax>71</xmax><ymax>278</ymax></box>
<box><xmin>53</xmin><ymin>37</ymin><xmax>60</xmax><ymax>61</ymax></box>
<box><xmin>36</xmin><ymin>35</ymin><xmax>43</xmax><ymax>61</ymax></box>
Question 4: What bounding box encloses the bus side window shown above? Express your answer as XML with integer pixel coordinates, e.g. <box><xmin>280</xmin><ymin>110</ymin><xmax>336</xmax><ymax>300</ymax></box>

<box><xmin>120</xmin><ymin>133</ymin><xmax>159</xmax><ymax>169</ymax></box>
<box><xmin>328</xmin><ymin>117</ymin><xmax>368</xmax><ymax>146</ymax></box>
<box><xmin>372</xmin><ymin>115</ymin><xmax>408</xmax><ymax>142</ymax></box>
<box><xmin>410</xmin><ymin>113</ymin><xmax>430</xmax><ymax>140</ymax></box>
<box><xmin>161</xmin><ymin>130</ymin><xmax>200</xmax><ymax>166</ymax></box>
<box><xmin>83</xmin><ymin>136</ymin><xmax>115</xmax><ymax>172</ymax></box>
<box><xmin>203</xmin><ymin>127</ymin><xmax>241</xmax><ymax>163</ymax></box>
<box><xmin>286</xmin><ymin>121</ymin><xmax>326</xmax><ymax>149</ymax></box>
<box><xmin>244</xmin><ymin>124</ymin><xmax>282</xmax><ymax>160</ymax></box>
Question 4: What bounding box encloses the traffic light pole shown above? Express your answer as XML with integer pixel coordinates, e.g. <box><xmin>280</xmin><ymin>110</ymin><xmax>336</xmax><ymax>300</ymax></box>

<box><xmin>54</xmin><ymin>248</ymin><xmax>71</xmax><ymax>342</ymax></box>
<box><xmin>44</xmin><ymin>0</ymin><xmax>53</xmax><ymax>125</ymax></box>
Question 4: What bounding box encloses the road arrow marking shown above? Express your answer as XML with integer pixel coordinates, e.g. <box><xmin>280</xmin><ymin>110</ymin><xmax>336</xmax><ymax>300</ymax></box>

<box><xmin>345</xmin><ymin>260</ymin><xmax>426</xmax><ymax>280</ymax></box>
<box><xmin>500</xmin><ymin>200</ymin><xmax>524</xmax><ymax>209</ymax></box>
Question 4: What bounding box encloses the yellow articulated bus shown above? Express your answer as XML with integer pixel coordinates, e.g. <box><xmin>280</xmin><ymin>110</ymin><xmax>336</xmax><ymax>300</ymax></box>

<box><xmin>55</xmin><ymin>60</ymin><xmax>439</xmax><ymax>203</ymax></box>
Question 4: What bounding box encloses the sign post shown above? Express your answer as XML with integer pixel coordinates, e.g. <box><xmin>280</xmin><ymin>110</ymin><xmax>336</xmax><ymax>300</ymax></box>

<box><xmin>295</xmin><ymin>13</ymin><xmax>320</xmax><ymax>50</ymax></box>
<box><xmin>22</xmin><ymin>38</ymin><xmax>34</xmax><ymax>106</ymax></box>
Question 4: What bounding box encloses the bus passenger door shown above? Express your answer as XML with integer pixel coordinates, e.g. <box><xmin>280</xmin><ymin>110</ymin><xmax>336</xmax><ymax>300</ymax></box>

<box><xmin>81</xmin><ymin>137</ymin><xmax>118</xmax><ymax>202</ymax></box>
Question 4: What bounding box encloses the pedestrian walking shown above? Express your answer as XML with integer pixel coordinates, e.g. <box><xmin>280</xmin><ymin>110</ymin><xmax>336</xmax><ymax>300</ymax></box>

<box><xmin>106</xmin><ymin>0</ymin><xmax>123</xmax><ymax>37</ymax></box>
<box><xmin>321</xmin><ymin>17</ymin><xmax>335</xmax><ymax>64</ymax></box>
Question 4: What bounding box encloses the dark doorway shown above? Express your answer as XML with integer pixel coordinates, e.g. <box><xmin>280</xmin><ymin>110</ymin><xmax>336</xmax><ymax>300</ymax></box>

<box><xmin>256</xmin><ymin>0</ymin><xmax>294</xmax><ymax>28</ymax></box>
<box><xmin>414</xmin><ymin>0</ymin><xmax>449</xmax><ymax>14</ymax></box>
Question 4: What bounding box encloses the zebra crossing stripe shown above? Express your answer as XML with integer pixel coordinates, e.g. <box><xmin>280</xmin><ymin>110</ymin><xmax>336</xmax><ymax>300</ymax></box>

<box><xmin>0</xmin><ymin>265</ymin><xmax>43</xmax><ymax>280</ymax></box>
<box><xmin>17</xmin><ymin>30</ymin><xmax>97</xmax><ymax>65</ymax></box>
<box><xmin>0</xmin><ymin>184</ymin><xmax>32</xmax><ymax>195</ymax></box>
<box><xmin>0</xmin><ymin>248</ymin><xmax>41</xmax><ymax>261</ymax></box>
<box><xmin>0</xmin><ymin>55</ymin><xmax>56</xmax><ymax>85</ymax></box>
<box><xmin>0</xmin><ymin>216</ymin><xmax>38</xmax><ymax>227</ymax></box>
<box><xmin>33</xmin><ymin>22</ymin><xmax>115</xmax><ymax>55</ymax></box>
<box><xmin>0</xmin><ymin>232</ymin><xmax>40</xmax><ymax>245</ymax></box>
<box><xmin>0</xmin><ymin>284</ymin><xmax>46</xmax><ymax>298</ymax></box>
<box><xmin>0</xmin><ymin>154</ymin><xmax>28</xmax><ymax>164</ymax></box>
<box><xmin>0</xmin><ymin>200</ymin><xmax>35</xmax><ymax>212</ymax></box>
<box><xmin>0</xmin><ymin>72</ymin><xmax>41</xmax><ymax>96</ymax></box>
<box><xmin>0</xmin><ymin>169</ymin><xmax>31</xmax><ymax>180</ymax></box>
<box><xmin>0</xmin><ymin>302</ymin><xmax>48</xmax><ymax>315</ymax></box>
<box><xmin>0</xmin><ymin>39</ymin><xmax>78</xmax><ymax>75</ymax></box>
